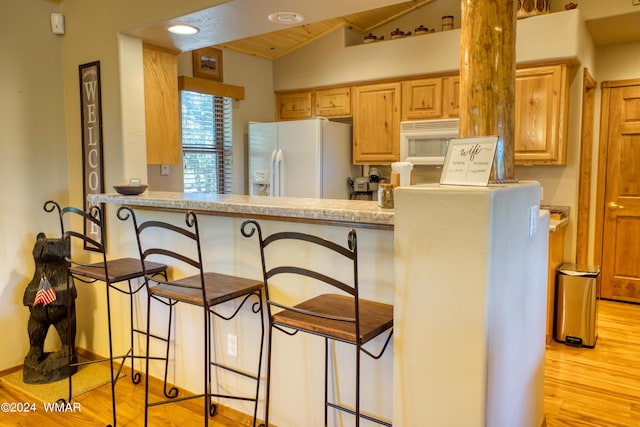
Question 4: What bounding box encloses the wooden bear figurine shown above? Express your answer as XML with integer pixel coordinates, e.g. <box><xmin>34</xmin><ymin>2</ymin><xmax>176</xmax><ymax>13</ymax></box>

<box><xmin>22</xmin><ymin>232</ymin><xmax>77</xmax><ymax>384</ymax></box>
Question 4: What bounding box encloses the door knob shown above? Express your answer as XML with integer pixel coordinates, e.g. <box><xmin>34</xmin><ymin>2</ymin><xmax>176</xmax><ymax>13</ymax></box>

<box><xmin>608</xmin><ymin>201</ymin><xmax>625</xmax><ymax>210</ymax></box>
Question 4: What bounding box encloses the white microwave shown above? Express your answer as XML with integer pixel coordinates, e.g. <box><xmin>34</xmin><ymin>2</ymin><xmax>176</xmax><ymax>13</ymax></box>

<box><xmin>400</xmin><ymin>118</ymin><xmax>459</xmax><ymax>165</ymax></box>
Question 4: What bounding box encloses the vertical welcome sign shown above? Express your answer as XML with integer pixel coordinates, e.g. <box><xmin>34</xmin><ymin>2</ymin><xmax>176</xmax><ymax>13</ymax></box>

<box><xmin>79</xmin><ymin>61</ymin><xmax>104</xmax><ymax>250</ymax></box>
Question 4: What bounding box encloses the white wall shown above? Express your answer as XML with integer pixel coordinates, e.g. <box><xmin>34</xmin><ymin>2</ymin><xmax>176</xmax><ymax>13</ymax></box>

<box><xmin>595</xmin><ymin>41</ymin><xmax>640</xmax><ymax>81</ymax></box>
<box><xmin>0</xmin><ymin>0</ymin><xmax>70</xmax><ymax>370</ymax></box>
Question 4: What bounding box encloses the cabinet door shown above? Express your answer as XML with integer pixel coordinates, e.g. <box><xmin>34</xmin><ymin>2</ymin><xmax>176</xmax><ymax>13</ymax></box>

<box><xmin>276</xmin><ymin>91</ymin><xmax>312</xmax><ymax>120</ymax></box>
<box><xmin>514</xmin><ymin>64</ymin><xmax>568</xmax><ymax>165</ymax></box>
<box><xmin>401</xmin><ymin>78</ymin><xmax>443</xmax><ymax>120</ymax></box>
<box><xmin>443</xmin><ymin>75</ymin><xmax>460</xmax><ymax>118</ymax></box>
<box><xmin>143</xmin><ymin>44</ymin><xmax>180</xmax><ymax>165</ymax></box>
<box><xmin>353</xmin><ymin>83</ymin><xmax>401</xmax><ymax>164</ymax></box>
<box><xmin>314</xmin><ymin>87</ymin><xmax>351</xmax><ymax>117</ymax></box>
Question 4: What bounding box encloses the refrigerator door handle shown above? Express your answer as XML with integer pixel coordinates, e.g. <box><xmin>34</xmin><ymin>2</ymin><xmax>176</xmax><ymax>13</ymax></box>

<box><xmin>270</xmin><ymin>150</ymin><xmax>278</xmax><ymax>197</ymax></box>
<box><xmin>275</xmin><ymin>149</ymin><xmax>284</xmax><ymax>197</ymax></box>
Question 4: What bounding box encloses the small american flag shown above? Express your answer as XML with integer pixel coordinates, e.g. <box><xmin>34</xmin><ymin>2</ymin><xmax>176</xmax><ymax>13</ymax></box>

<box><xmin>33</xmin><ymin>275</ymin><xmax>57</xmax><ymax>306</ymax></box>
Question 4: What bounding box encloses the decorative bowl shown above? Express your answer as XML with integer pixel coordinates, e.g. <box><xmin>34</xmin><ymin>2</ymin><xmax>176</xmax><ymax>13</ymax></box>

<box><xmin>113</xmin><ymin>185</ymin><xmax>148</xmax><ymax>195</ymax></box>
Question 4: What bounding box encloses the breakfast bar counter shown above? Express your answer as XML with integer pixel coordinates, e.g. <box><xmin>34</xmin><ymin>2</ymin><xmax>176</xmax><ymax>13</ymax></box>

<box><xmin>88</xmin><ymin>191</ymin><xmax>394</xmax><ymax>230</ymax></box>
<box><xmin>88</xmin><ymin>190</ymin><xmax>395</xmax><ymax>425</ymax></box>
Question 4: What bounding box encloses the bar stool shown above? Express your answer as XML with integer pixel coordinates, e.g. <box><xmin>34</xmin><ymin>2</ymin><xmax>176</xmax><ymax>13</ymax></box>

<box><xmin>43</xmin><ymin>200</ymin><xmax>168</xmax><ymax>427</ymax></box>
<box><xmin>241</xmin><ymin>220</ymin><xmax>393</xmax><ymax>427</ymax></box>
<box><xmin>118</xmin><ymin>207</ymin><xmax>264</xmax><ymax>427</ymax></box>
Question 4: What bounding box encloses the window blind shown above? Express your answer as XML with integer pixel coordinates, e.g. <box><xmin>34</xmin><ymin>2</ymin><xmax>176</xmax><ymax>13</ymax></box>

<box><xmin>181</xmin><ymin>91</ymin><xmax>233</xmax><ymax>193</ymax></box>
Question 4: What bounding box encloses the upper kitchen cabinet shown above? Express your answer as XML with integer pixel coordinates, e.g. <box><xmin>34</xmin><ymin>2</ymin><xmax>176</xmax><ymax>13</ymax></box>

<box><xmin>353</xmin><ymin>82</ymin><xmax>401</xmax><ymax>164</ymax></box>
<box><xmin>442</xmin><ymin>75</ymin><xmax>460</xmax><ymax>118</ymax></box>
<box><xmin>276</xmin><ymin>91</ymin><xmax>312</xmax><ymax>120</ymax></box>
<box><xmin>401</xmin><ymin>78</ymin><xmax>443</xmax><ymax>121</ymax></box>
<box><xmin>143</xmin><ymin>44</ymin><xmax>181</xmax><ymax>165</ymax></box>
<box><xmin>514</xmin><ymin>63</ymin><xmax>569</xmax><ymax>165</ymax></box>
<box><xmin>276</xmin><ymin>87</ymin><xmax>351</xmax><ymax>120</ymax></box>
<box><xmin>314</xmin><ymin>87</ymin><xmax>351</xmax><ymax>118</ymax></box>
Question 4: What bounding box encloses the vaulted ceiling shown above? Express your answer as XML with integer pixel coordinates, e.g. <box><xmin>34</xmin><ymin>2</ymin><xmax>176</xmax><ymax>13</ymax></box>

<box><xmin>216</xmin><ymin>0</ymin><xmax>434</xmax><ymax>60</ymax></box>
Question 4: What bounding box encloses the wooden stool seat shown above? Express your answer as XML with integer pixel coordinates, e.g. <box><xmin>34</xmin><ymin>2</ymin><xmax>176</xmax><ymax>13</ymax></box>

<box><xmin>150</xmin><ymin>272</ymin><xmax>263</xmax><ymax>306</ymax></box>
<box><xmin>273</xmin><ymin>293</ymin><xmax>393</xmax><ymax>343</ymax></box>
<box><xmin>69</xmin><ymin>258</ymin><xmax>167</xmax><ymax>283</ymax></box>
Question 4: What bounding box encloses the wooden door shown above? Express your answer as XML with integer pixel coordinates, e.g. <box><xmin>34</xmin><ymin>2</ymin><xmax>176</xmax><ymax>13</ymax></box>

<box><xmin>599</xmin><ymin>83</ymin><xmax>640</xmax><ymax>302</ymax></box>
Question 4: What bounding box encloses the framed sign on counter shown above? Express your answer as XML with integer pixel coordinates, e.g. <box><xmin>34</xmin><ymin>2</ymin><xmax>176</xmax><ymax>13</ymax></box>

<box><xmin>79</xmin><ymin>61</ymin><xmax>104</xmax><ymax>250</ymax></box>
<box><xmin>440</xmin><ymin>136</ymin><xmax>498</xmax><ymax>186</ymax></box>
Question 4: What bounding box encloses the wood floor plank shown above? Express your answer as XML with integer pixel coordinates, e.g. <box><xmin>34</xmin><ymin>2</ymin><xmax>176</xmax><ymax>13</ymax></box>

<box><xmin>545</xmin><ymin>300</ymin><xmax>640</xmax><ymax>427</ymax></box>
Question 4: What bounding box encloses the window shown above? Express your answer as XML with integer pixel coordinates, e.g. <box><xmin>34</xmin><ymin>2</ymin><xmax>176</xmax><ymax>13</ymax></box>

<box><xmin>181</xmin><ymin>91</ymin><xmax>233</xmax><ymax>193</ymax></box>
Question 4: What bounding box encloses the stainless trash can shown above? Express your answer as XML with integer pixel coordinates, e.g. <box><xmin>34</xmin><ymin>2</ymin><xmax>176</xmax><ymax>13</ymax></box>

<box><xmin>555</xmin><ymin>263</ymin><xmax>600</xmax><ymax>348</ymax></box>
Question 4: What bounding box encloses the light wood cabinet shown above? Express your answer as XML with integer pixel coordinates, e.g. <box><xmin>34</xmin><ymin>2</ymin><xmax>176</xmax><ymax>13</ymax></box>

<box><xmin>514</xmin><ymin>64</ymin><xmax>569</xmax><ymax>165</ymax></box>
<box><xmin>352</xmin><ymin>82</ymin><xmax>401</xmax><ymax>164</ymax></box>
<box><xmin>143</xmin><ymin>44</ymin><xmax>181</xmax><ymax>165</ymax></box>
<box><xmin>401</xmin><ymin>78</ymin><xmax>443</xmax><ymax>120</ymax></box>
<box><xmin>314</xmin><ymin>87</ymin><xmax>351</xmax><ymax>118</ymax></box>
<box><xmin>271</xmin><ymin>63</ymin><xmax>569</xmax><ymax>166</ymax></box>
<box><xmin>443</xmin><ymin>75</ymin><xmax>460</xmax><ymax>118</ymax></box>
<box><xmin>276</xmin><ymin>91</ymin><xmax>312</xmax><ymax>120</ymax></box>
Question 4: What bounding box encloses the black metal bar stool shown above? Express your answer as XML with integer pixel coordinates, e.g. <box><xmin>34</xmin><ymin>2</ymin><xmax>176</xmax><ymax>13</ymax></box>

<box><xmin>118</xmin><ymin>207</ymin><xmax>264</xmax><ymax>427</ymax></box>
<box><xmin>43</xmin><ymin>200</ymin><xmax>168</xmax><ymax>427</ymax></box>
<box><xmin>241</xmin><ymin>220</ymin><xmax>393</xmax><ymax>427</ymax></box>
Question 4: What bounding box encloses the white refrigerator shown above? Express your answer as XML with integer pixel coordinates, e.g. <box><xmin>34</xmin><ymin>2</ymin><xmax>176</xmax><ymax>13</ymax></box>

<box><xmin>248</xmin><ymin>118</ymin><xmax>356</xmax><ymax>199</ymax></box>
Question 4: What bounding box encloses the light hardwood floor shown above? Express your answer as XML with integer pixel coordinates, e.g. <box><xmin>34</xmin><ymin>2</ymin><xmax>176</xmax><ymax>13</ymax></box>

<box><xmin>0</xmin><ymin>365</ymin><xmax>256</xmax><ymax>427</ymax></box>
<box><xmin>2</xmin><ymin>300</ymin><xmax>639</xmax><ymax>426</ymax></box>
<box><xmin>545</xmin><ymin>299</ymin><xmax>640</xmax><ymax>426</ymax></box>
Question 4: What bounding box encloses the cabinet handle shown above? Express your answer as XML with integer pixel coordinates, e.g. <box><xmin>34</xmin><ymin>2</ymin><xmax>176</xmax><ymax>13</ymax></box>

<box><xmin>608</xmin><ymin>201</ymin><xmax>625</xmax><ymax>210</ymax></box>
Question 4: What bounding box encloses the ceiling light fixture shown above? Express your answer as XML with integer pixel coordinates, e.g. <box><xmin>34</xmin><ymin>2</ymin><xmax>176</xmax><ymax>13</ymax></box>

<box><xmin>268</xmin><ymin>11</ymin><xmax>305</xmax><ymax>25</ymax></box>
<box><xmin>167</xmin><ymin>24</ymin><xmax>200</xmax><ymax>35</ymax></box>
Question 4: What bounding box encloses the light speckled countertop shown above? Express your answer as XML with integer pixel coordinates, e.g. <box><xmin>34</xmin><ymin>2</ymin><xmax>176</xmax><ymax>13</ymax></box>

<box><xmin>541</xmin><ymin>205</ymin><xmax>570</xmax><ymax>232</ymax></box>
<box><xmin>88</xmin><ymin>191</ymin><xmax>394</xmax><ymax>229</ymax></box>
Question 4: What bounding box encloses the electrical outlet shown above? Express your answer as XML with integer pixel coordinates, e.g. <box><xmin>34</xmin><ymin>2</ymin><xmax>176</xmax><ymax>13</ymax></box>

<box><xmin>227</xmin><ymin>333</ymin><xmax>238</xmax><ymax>357</ymax></box>
<box><xmin>160</xmin><ymin>164</ymin><xmax>170</xmax><ymax>176</ymax></box>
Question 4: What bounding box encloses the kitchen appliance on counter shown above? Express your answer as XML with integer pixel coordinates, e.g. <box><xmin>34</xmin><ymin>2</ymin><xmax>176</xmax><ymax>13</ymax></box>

<box><xmin>349</xmin><ymin>168</ymin><xmax>383</xmax><ymax>200</ymax></box>
<box><xmin>248</xmin><ymin>118</ymin><xmax>357</xmax><ymax>199</ymax></box>
<box><xmin>400</xmin><ymin>118</ymin><xmax>459</xmax><ymax>165</ymax></box>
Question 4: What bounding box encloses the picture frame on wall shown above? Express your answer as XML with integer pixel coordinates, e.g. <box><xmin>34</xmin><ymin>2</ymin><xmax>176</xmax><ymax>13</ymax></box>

<box><xmin>192</xmin><ymin>47</ymin><xmax>223</xmax><ymax>81</ymax></box>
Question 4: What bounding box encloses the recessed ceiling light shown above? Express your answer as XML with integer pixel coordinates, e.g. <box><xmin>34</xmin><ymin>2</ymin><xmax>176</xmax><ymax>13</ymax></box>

<box><xmin>268</xmin><ymin>11</ymin><xmax>305</xmax><ymax>24</ymax></box>
<box><xmin>168</xmin><ymin>24</ymin><xmax>200</xmax><ymax>35</ymax></box>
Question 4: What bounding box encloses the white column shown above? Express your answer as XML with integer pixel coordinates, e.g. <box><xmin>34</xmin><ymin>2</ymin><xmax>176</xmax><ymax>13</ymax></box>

<box><xmin>393</xmin><ymin>182</ymin><xmax>547</xmax><ymax>427</ymax></box>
